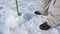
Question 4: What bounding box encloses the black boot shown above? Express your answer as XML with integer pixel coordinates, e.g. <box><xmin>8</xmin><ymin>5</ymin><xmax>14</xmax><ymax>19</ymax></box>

<box><xmin>39</xmin><ymin>22</ymin><xmax>51</xmax><ymax>30</ymax></box>
<box><xmin>34</xmin><ymin>11</ymin><xmax>41</xmax><ymax>15</ymax></box>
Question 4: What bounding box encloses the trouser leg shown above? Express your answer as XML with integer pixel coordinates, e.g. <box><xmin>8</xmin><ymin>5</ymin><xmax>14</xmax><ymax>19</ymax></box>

<box><xmin>34</xmin><ymin>0</ymin><xmax>51</xmax><ymax>15</ymax></box>
<box><xmin>47</xmin><ymin>0</ymin><xmax>60</xmax><ymax>27</ymax></box>
<box><xmin>47</xmin><ymin>6</ymin><xmax>60</xmax><ymax>27</ymax></box>
<box><xmin>39</xmin><ymin>0</ymin><xmax>51</xmax><ymax>15</ymax></box>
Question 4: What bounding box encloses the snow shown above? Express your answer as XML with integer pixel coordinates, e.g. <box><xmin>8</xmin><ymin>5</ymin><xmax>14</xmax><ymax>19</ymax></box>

<box><xmin>0</xmin><ymin>0</ymin><xmax>60</xmax><ymax>34</ymax></box>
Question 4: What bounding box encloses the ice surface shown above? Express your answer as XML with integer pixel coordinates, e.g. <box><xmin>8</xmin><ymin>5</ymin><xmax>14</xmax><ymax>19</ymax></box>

<box><xmin>0</xmin><ymin>0</ymin><xmax>60</xmax><ymax>34</ymax></box>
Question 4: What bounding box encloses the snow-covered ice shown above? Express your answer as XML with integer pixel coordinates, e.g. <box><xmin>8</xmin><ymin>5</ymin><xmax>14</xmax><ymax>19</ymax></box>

<box><xmin>0</xmin><ymin>0</ymin><xmax>60</xmax><ymax>34</ymax></box>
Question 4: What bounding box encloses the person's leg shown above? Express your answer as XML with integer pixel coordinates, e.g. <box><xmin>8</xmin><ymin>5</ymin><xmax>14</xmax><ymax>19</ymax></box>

<box><xmin>34</xmin><ymin>0</ymin><xmax>51</xmax><ymax>15</ymax></box>
<box><xmin>47</xmin><ymin>0</ymin><xmax>60</xmax><ymax>27</ymax></box>
<box><xmin>40</xmin><ymin>0</ymin><xmax>60</xmax><ymax>30</ymax></box>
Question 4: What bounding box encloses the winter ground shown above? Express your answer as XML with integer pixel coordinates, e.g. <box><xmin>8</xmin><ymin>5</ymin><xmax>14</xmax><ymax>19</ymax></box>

<box><xmin>0</xmin><ymin>0</ymin><xmax>60</xmax><ymax>34</ymax></box>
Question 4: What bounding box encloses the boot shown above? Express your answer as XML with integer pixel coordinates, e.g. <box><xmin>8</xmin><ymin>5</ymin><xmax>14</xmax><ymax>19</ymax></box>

<box><xmin>39</xmin><ymin>22</ymin><xmax>51</xmax><ymax>30</ymax></box>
